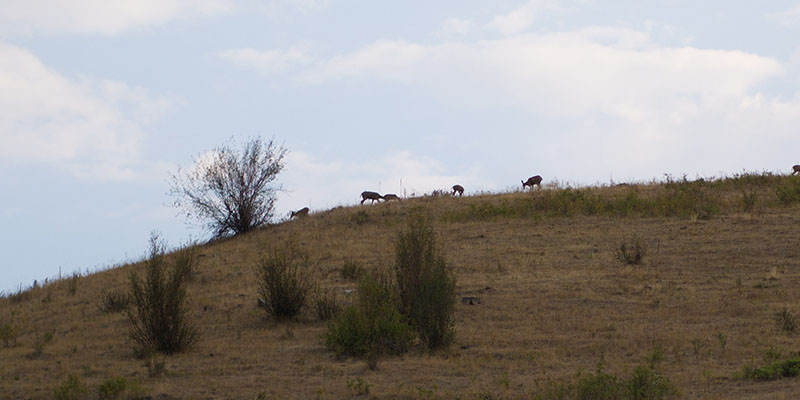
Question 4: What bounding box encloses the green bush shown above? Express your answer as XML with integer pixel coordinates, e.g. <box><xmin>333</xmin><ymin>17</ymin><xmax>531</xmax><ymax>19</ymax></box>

<box><xmin>128</xmin><ymin>234</ymin><xmax>198</xmax><ymax>356</ymax></box>
<box><xmin>626</xmin><ymin>366</ymin><xmax>678</xmax><ymax>400</ymax></box>
<box><xmin>325</xmin><ymin>273</ymin><xmax>414</xmax><ymax>365</ymax></box>
<box><xmin>776</xmin><ymin>177</ymin><xmax>800</xmax><ymax>205</ymax></box>
<box><xmin>53</xmin><ymin>375</ymin><xmax>89</xmax><ymax>400</ymax></box>
<box><xmin>575</xmin><ymin>366</ymin><xmax>677</xmax><ymax>400</ymax></box>
<box><xmin>394</xmin><ymin>216</ymin><xmax>456</xmax><ymax>350</ymax></box>
<box><xmin>256</xmin><ymin>246</ymin><xmax>311</xmax><ymax>320</ymax></box>
<box><xmin>98</xmin><ymin>376</ymin><xmax>145</xmax><ymax>400</ymax></box>
<box><xmin>742</xmin><ymin>357</ymin><xmax>800</xmax><ymax>380</ymax></box>
<box><xmin>576</xmin><ymin>368</ymin><xmax>624</xmax><ymax>400</ymax></box>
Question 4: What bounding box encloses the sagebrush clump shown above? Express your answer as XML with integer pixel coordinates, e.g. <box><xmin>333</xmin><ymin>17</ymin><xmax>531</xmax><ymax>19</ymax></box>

<box><xmin>616</xmin><ymin>235</ymin><xmax>647</xmax><ymax>265</ymax></box>
<box><xmin>128</xmin><ymin>235</ymin><xmax>198</xmax><ymax>356</ymax></box>
<box><xmin>256</xmin><ymin>246</ymin><xmax>311</xmax><ymax>320</ymax></box>
<box><xmin>325</xmin><ymin>273</ymin><xmax>414</xmax><ymax>368</ymax></box>
<box><xmin>394</xmin><ymin>215</ymin><xmax>456</xmax><ymax>350</ymax></box>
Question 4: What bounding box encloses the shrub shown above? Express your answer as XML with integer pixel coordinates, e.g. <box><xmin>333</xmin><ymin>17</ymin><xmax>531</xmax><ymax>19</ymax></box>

<box><xmin>29</xmin><ymin>331</ymin><xmax>54</xmax><ymax>358</ymax></box>
<box><xmin>128</xmin><ymin>234</ymin><xmax>198</xmax><ymax>356</ymax></box>
<box><xmin>168</xmin><ymin>136</ymin><xmax>287</xmax><ymax>237</ymax></box>
<box><xmin>8</xmin><ymin>288</ymin><xmax>32</xmax><ymax>303</ymax></box>
<box><xmin>626</xmin><ymin>366</ymin><xmax>678</xmax><ymax>399</ymax></box>
<box><xmin>66</xmin><ymin>272</ymin><xmax>80</xmax><ymax>296</ymax></box>
<box><xmin>0</xmin><ymin>323</ymin><xmax>18</xmax><ymax>348</ymax></box>
<box><xmin>742</xmin><ymin>357</ymin><xmax>800</xmax><ymax>380</ymax></box>
<box><xmin>341</xmin><ymin>260</ymin><xmax>366</xmax><ymax>281</ymax></box>
<box><xmin>394</xmin><ymin>216</ymin><xmax>457</xmax><ymax>350</ymax></box>
<box><xmin>350</xmin><ymin>210</ymin><xmax>371</xmax><ymax>225</ymax></box>
<box><xmin>616</xmin><ymin>235</ymin><xmax>647</xmax><ymax>265</ymax></box>
<box><xmin>776</xmin><ymin>177</ymin><xmax>800</xmax><ymax>205</ymax></box>
<box><xmin>173</xmin><ymin>246</ymin><xmax>198</xmax><ymax>282</ymax></box>
<box><xmin>314</xmin><ymin>288</ymin><xmax>341</xmax><ymax>321</ymax></box>
<box><xmin>741</xmin><ymin>190</ymin><xmax>757</xmax><ymax>212</ymax></box>
<box><xmin>100</xmin><ymin>291</ymin><xmax>130</xmax><ymax>314</ymax></box>
<box><xmin>576</xmin><ymin>368</ymin><xmax>624</xmax><ymax>399</ymax></box>
<box><xmin>325</xmin><ymin>273</ymin><xmax>414</xmax><ymax>366</ymax></box>
<box><xmin>53</xmin><ymin>375</ymin><xmax>89</xmax><ymax>400</ymax></box>
<box><xmin>97</xmin><ymin>376</ymin><xmax>145</xmax><ymax>400</ymax></box>
<box><xmin>144</xmin><ymin>354</ymin><xmax>166</xmax><ymax>378</ymax></box>
<box><xmin>256</xmin><ymin>246</ymin><xmax>311</xmax><ymax>320</ymax></box>
<box><xmin>775</xmin><ymin>306</ymin><xmax>797</xmax><ymax>333</ymax></box>
<box><xmin>575</xmin><ymin>366</ymin><xmax>677</xmax><ymax>400</ymax></box>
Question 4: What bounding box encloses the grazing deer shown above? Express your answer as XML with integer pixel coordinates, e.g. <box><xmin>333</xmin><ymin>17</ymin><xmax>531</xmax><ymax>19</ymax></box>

<box><xmin>361</xmin><ymin>191</ymin><xmax>383</xmax><ymax>204</ymax></box>
<box><xmin>290</xmin><ymin>207</ymin><xmax>309</xmax><ymax>219</ymax></box>
<box><xmin>522</xmin><ymin>175</ymin><xmax>543</xmax><ymax>190</ymax></box>
<box><xmin>452</xmin><ymin>184</ymin><xmax>464</xmax><ymax>197</ymax></box>
<box><xmin>793</xmin><ymin>165</ymin><xmax>800</xmax><ymax>175</ymax></box>
<box><xmin>382</xmin><ymin>193</ymin><xmax>400</xmax><ymax>201</ymax></box>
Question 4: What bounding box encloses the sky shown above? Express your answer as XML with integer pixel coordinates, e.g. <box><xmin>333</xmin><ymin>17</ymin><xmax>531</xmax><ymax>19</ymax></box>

<box><xmin>2</xmin><ymin>0</ymin><xmax>800</xmax><ymax>293</ymax></box>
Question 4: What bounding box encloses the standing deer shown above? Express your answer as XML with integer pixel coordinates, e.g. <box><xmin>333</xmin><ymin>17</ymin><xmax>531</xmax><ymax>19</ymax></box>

<box><xmin>793</xmin><ymin>165</ymin><xmax>800</xmax><ymax>175</ymax></box>
<box><xmin>522</xmin><ymin>175</ymin><xmax>543</xmax><ymax>190</ymax></box>
<box><xmin>382</xmin><ymin>193</ymin><xmax>400</xmax><ymax>201</ymax></box>
<box><xmin>290</xmin><ymin>207</ymin><xmax>309</xmax><ymax>219</ymax></box>
<box><xmin>361</xmin><ymin>191</ymin><xmax>383</xmax><ymax>204</ymax></box>
<box><xmin>452</xmin><ymin>184</ymin><xmax>464</xmax><ymax>197</ymax></box>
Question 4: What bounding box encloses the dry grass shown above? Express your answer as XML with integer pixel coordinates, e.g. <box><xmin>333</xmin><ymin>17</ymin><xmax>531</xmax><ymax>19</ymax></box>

<box><xmin>3</xmin><ymin>176</ymin><xmax>800</xmax><ymax>399</ymax></box>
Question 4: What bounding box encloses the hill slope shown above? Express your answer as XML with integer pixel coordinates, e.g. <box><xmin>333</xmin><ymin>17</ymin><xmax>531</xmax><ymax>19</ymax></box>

<box><xmin>3</xmin><ymin>174</ymin><xmax>800</xmax><ymax>399</ymax></box>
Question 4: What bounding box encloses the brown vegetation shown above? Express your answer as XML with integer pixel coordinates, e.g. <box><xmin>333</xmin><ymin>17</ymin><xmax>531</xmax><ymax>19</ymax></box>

<box><xmin>3</xmin><ymin>174</ymin><xmax>800</xmax><ymax>399</ymax></box>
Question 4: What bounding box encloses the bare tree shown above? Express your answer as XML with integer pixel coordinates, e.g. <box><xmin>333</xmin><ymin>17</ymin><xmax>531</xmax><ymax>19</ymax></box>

<box><xmin>169</xmin><ymin>137</ymin><xmax>287</xmax><ymax>237</ymax></box>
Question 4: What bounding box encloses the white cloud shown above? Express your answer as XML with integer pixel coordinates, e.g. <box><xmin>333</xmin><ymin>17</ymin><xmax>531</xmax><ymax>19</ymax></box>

<box><xmin>218</xmin><ymin>47</ymin><xmax>313</xmax><ymax>75</ymax></box>
<box><xmin>0</xmin><ymin>0</ymin><xmax>233</xmax><ymax>36</ymax></box>
<box><xmin>487</xmin><ymin>0</ymin><xmax>569</xmax><ymax>35</ymax></box>
<box><xmin>279</xmin><ymin>24</ymin><xmax>798</xmax><ymax>182</ymax></box>
<box><xmin>767</xmin><ymin>5</ymin><xmax>800</xmax><ymax>27</ymax></box>
<box><xmin>0</xmin><ymin>41</ymin><xmax>171</xmax><ymax>181</ymax></box>
<box><xmin>301</xmin><ymin>28</ymin><xmax>783</xmax><ymax>120</ymax></box>
<box><xmin>303</xmin><ymin>40</ymin><xmax>428</xmax><ymax>83</ymax></box>
<box><xmin>441</xmin><ymin>17</ymin><xmax>474</xmax><ymax>36</ymax></box>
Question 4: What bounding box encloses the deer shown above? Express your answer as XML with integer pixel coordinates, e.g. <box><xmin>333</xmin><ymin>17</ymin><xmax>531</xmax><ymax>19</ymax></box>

<box><xmin>522</xmin><ymin>175</ymin><xmax>543</xmax><ymax>190</ymax></box>
<box><xmin>452</xmin><ymin>184</ymin><xmax>464</xmax><ymax>197</ymax></box>
<box><xmin>290</xmin><ymin>207</ymin><xmax>309</xmax><ymax>219</ymax></box>
<box><xmin>382</xmin><ymin>193</ymin><xmax>400</xmax><ymax>201</ymax></box>
<box><xmin>361</xmin><ymin>191</ymin><xmax>383</xmax><ymax>204</ymax></box>
<box><xmin>793</xmin><ymin>165</ymin><xmax>800</xmax><ymax>175</ymax></box>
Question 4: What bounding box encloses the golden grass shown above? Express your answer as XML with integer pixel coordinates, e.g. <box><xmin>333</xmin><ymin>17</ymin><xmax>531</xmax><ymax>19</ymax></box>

<box><xmin>3</xmin><ymin>178</ymin><xmax>800</xmax><ymax>399</ymax></box>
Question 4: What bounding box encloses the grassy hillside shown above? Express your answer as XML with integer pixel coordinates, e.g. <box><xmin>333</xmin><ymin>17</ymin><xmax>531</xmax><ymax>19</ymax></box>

<box><xmin>3</xmin><ymin>173</ymin><xmax>800</xmax><ymax>399</ymax></box>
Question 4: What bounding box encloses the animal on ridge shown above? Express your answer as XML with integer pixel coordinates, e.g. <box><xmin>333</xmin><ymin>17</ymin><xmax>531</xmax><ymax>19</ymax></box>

<box><xmin>360</xmin><ymin>191</ymin><xmax>383</xmax><ymax>204</ymax></box>
<box><xmin>522</xmin><ymin>175</ymin><xmax>543</xmax><ymax>190</ymax></box>
<box><xmin>452</xmin><ymin>184</ymin><xmax>464</xmax><ymax>197</ymax></box>
<box><xmin>290</xmin><ymin>207</ymin><xmax>309</xmax><ymax>219</ymax></box>
<box><xmin>382</xmin><ymin>193</ymin><xmax>401</xmax><ymax>201</ymax></box>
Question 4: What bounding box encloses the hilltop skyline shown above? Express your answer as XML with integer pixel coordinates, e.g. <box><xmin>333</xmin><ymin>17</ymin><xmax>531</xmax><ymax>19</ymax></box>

<box><xmin>2</xmin><ymin>0</ymin><xmax>800</xmax><ymax>292</ymax></box>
